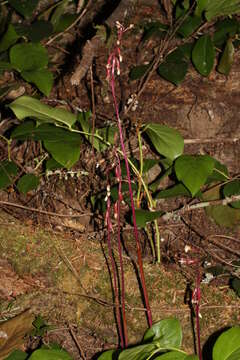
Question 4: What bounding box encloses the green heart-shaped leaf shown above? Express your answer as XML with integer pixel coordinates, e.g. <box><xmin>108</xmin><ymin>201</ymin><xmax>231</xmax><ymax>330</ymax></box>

<box><xmin>17</xmin><ymin>174</ymin><xmax>39</xmax><ymax>194</ymax></box>
<box><xmin>205</xmin><ymin>0</ymin><xmax>240</xmax><ymax>21</ymax></box>
<box><xmin>0</xmin><ymin>160</ymin><xmax>18</xmax><ymax>189</ymax></box>
<box><xmin>98</xmin><ymin>349</ymin><xmax>119</xmax><ymax>360</ymax></box>
<box><xmin>11</xmin><ymin>122</ymin><xmax>82</xmax><ymax>169</ymax></box>
<box><xmin>143</xmin><ymin>318</ymin><xmax>182</xmax><ymax>349</ymax></box>
<box><xmin>175</xmin><ymin>155</ymin><xmax>215</xmax><ymax>196</ymax></box>
<box><xmin>192</xmin><ymin>35</ymin><xmax>215</xmax><ymax>76</ymax></box>
<box><xmin>203</xmin><ymin>185</ymin><xmax>240</xmax><ymax>228</ymax></box>
<box><xmin>44</xmin><ymin>139</ymin><xmax>81</xmax><ymax>169</ymax></box>
<box><xmin>29</xmin><ymin>348</ymin><xmax>73</xmax><ymax>360</ymax></box>
<box><xmin>144</xmin><ymin>124</ymin><xmax>184</xmax><ymax>160</ymax></box>
<box><xmin>5</xmin><ymin>349</ymin><xmax>28</xmax><ymax>360</ymax></box>
<box><xmin>213</xmin><ymin>327</ymin><xmax>240</xmax><ymax>360</ymax></box>
<box><xmin>158</xmin><ymin>48</ymin><xmax>188</xmax><ymax>85</ymax></box>
<box><xmin>10</xmin><ymin>43</ymin><xmax>48</xmax><ymax>72</ymax></box>
<box><xmin>21</xmin><ymin>69</ymin><xmax>53</xmax><ymax>96</ymax></box>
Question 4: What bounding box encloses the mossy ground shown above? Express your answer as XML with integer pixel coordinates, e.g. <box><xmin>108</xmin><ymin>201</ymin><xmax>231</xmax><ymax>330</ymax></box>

<box><xmin>0</xmin><ymin>210</ymin><xmax>239</xmax><ymax>358</ymax></box>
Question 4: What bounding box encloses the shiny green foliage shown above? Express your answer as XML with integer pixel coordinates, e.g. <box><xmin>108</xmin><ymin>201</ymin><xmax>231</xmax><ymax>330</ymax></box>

<box><xmin>192</xmin><ymin>35</ymin><xmax>215</xmax><ymax>76</ymax></box>
<box><xmin>12</xmin><ymin>121</ymin><xmax>82</xmax><ymax>169</ymax></box>
<box><xmin>99</xmin><ymin>319</ymin><xmax>240</xmax><ymax>360</ymax></box>
<box><xmin>17</xmin><ymin>174</ymin><xmax>39</xmax><ymax>194</ymax></box>
<box><xmin>195</xmin><ymin>0</ymin><xmax>240</xmax><ymax>21</ymax></box>
<box><xmin>10</xmin><ymin>43</ymin><xmax>53</xmax><ymax>95</ymax></box>
<box><xmin>175</xmin><ymin>155</ymin><xmax>215</xmax><ymax>196</ymax></box>
<box><xmin>144</xmin><ymin>123</ymin><xmax>184</xmax><ymax>160</ymax></box>
<box><xmin>213</xmin><ymin>327</ymin><xmax>240</xmax><ymax>360</ymax></box>
<box><xmin>9</xmin><ymin>96</ymin><xmax>77</xmax><ymax>128</ymax></box>
<box><xmin>0</xmin><ymin>160</ymin><xmax>18</xmax><ymax>189</ymax></box>
<box><xmin>158</xmin><ymin>48</ymin><xmax>189</xmax><ymax>85</ymax></box>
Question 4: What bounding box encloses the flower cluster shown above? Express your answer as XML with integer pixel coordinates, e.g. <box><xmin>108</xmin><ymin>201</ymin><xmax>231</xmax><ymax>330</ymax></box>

<box><xmin>106</xmin><ymin>22</ymin><xmax>134</xmax><ymax>83</ymax></box>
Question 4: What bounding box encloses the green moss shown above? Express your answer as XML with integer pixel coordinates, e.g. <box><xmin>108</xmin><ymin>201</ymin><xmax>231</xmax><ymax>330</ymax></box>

<box><xmin>0</xmin><ymin>211</ymin><xmax>239</xmax><ymax>353</ymax></box>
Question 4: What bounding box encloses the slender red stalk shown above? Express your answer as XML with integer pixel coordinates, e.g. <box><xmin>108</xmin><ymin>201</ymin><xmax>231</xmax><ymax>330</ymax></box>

<box><xmin>115</xmin><ymin>155</ymin><xmax>128</xmax><ymax>346</ymax></box>
<box><xmin>107</xmin><ymin>22</ymin><xmax>152</xmax><ymax>327</ymax></box>
<box><xmin>106</xmin><ymin>190</ymin><xmax>124</xmax><ymax>348</ymax></box>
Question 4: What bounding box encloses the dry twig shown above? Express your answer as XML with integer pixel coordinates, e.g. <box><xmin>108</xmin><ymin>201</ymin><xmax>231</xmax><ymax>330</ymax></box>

<box><xmin>0</xmin><ymin>201</ymin><xmax>92</xmax><ymax>218</ymax></box>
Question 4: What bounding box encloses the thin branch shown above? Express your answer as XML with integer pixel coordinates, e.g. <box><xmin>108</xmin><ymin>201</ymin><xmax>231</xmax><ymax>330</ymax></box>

<box><xmin>162</xmin><ymin>195</ymin><xmax>240</xmax><ymax>221</ymax></box>
<box><xmin>0</xmin><ymin>201</ymin><xmax>92</xmax><ymax>218</ymax></box>
<box><xmin>184</xmin><ymin>137</ymin><xmax>240</xmax><ymax>144</ymax></box>
<box><xmin>207</xmin><ymin>237</ymin><xmax>240</xmax><ymax>257</ymax></box>
<box><xmin>213</xmin><ymin>234</ymin><xmax>240</xmax><ymax>244</ymax></box>
<box><xmin>46</xmin><ymin>9</ymin><xmax>87</xmax><ymax>46</ymax></box>
<box><xmin>89</xmin><ymin>64</ymin><xmax>96</xmax><ymax>147</ymax></box>
<box><xmin>69</xmin><ymin>325</ymin><xmax>87</xmax><ymax>360</ymax></box>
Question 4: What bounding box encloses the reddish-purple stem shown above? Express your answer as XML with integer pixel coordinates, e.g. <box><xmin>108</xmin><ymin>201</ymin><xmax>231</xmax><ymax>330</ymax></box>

<box><xmin>195</xmin><ymin>269</ymin><xmax>202</xmax><ymax>360</ymax></box>
<box><xmin>109</xmin><ymin>62</ymin><xmax>153</xmax><ymax>328</ymax></box>
<box><xmin>116</xmin><ymin>156</ymin><xmax>128</xmax><ymax>346</ymax></box>
<box><xmin>106</xmin><ymin>195</ymin><xmax>124</xmax><ymax>348</ymax></box>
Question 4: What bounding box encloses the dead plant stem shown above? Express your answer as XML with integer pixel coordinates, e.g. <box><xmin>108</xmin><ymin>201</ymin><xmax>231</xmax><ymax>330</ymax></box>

<box><xmin>69</xmin><ymin>325</ymin><xmax>87</xmax><ymax>360</ymax></box>
<box><xmin>162</xmin><ymin>194</ymin><xmax>240</xmax><ymax>221</ymax></box>
<box><xmin>89</xmin><ymin>64</ymin><xmax>96</xmax><ymax>148</ymax></box>
<box><xmin>0</xmin><ymin>200</ymin><xmax>92</xmax><ymax>218</ymax></box>
<box><xmin>46</xmin><ymin>9</ymin><xmax>87</xmax><ymax>46</ymax></box>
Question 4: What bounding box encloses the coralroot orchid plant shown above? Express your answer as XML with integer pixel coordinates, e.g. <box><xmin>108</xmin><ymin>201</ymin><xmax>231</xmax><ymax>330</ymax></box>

<box><xmin>104</xmin><ymin>22</ymin><xmax>204</xmax><ymax>358</ymax></box>
<box><xmin>105</xmin><ymin>21</ymin><xmax>153</xmax><ymax>347</ymax></box>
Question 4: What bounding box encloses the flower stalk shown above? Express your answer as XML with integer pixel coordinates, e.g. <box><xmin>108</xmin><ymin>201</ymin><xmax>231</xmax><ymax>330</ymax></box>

<box><xmin>107</xmin><ymin>21</ymin><xmax>152</xmax><ymax>327</ymax></box>
<box><xmin>105</xmin><ymin>183</ymin><xmax>124</xmax><ymax>348</ymax></box>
